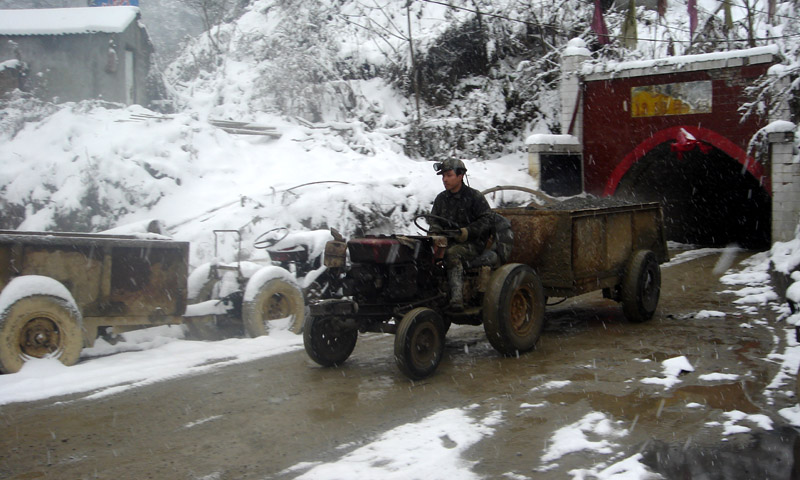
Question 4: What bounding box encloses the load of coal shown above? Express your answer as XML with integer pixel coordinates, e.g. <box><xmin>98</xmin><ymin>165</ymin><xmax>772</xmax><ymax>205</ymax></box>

<box><xmin>531</xmin><ymin>194</ymin><xmax>647</xmax><ymax>211</ymax></box>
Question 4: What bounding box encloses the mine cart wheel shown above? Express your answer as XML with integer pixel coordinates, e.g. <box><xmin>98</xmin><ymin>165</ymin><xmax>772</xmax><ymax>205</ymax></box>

<box><xmin>621</xmin><ymin>249</ymin><xmax>661</xmax><ymax>323</ymax></box>
<box><xmin>394</xmin><ymin>307</ymin><xmax>445</xmax><ymax>380</ymax></box>
<box><xmin>482</xmin><ymin>264</ymin><xmax>545</xmax><ymax>356</ymax></box>
<box><xmin>303</xmin><ymin>316</ymin><xmax>358</xmax><ymax>367</ymax></box>
<box><xmin>0</xmin><ymin>295</ymin><xmax>83</xmax><ymax>374</ymax></box>
<box><xmin>243</xmin><ymin>277</ymin><xmax>306</xmax><ymax>337</ymax></box>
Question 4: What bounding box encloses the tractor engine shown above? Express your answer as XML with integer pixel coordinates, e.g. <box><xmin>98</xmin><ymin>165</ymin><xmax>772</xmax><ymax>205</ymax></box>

<box><xmin>344</xmin><ymin>263</ymin><xmax>420</xmax><ymax>301</ymax></box>
<box><xmin>339</xmin><ymin>236</ymin><xmax>441</xmax><ymax>303</ymax></box>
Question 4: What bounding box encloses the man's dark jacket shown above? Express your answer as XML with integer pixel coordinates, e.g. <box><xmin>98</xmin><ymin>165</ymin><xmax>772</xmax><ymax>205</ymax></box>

<box><xmin>430</xmin><ymin>184</ymin><xmax>493</xmax><ymax>244</ymax></box>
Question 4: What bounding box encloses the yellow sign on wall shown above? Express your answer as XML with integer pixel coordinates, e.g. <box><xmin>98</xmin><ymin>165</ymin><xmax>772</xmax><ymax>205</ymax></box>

<box><xmin>631</xmin><ymin>81</ymin><xmax>712</xmax><ymax>118</ymax></box>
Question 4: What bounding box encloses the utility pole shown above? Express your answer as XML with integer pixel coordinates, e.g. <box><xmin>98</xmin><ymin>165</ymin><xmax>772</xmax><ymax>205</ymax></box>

<box><xmin>406</xmin><ymin>0</ymin><xmax>421</xmax><ymax>123</ymax></box>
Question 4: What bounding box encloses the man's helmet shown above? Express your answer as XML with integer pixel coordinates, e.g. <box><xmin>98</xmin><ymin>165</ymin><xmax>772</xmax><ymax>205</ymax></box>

<box><xmin>433</xmin><ymin>159</ymin><xmax>467</xmax><ymax>175</ymax></box>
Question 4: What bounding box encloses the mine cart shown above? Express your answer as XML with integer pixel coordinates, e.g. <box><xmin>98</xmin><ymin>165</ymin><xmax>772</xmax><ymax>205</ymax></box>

<box><xmin>303</xmin><ymin>200</ymin><xmax>669</xmax><ymax>380</ymax></box>
<box><xmin>497</xmin><ymin>201</ymin><xmax>669</xmax><ymax>311</ymax></box>
<box><xmin>0</xmin><ymin>231</ymin><xmax>189</xmax><ymax>373</ymax></box>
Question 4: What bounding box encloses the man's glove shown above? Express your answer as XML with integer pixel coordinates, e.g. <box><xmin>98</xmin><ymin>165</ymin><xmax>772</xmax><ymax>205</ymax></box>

<box><xmin>455</xmin><ymin>227</ymin><xmax>468</xmax><ymax>243</ymax></box>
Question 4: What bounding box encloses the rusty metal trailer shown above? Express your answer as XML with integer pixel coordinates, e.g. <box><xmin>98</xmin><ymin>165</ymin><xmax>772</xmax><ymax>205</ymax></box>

<box><xmin>498</xmin><ymin>201</ymin><xmax>669</xmax><ymax>299</ymax></box>
<box><xmin>0</xmin><ymin>231</ymin><xmax>189</xmax><ymax>374</ymax></box>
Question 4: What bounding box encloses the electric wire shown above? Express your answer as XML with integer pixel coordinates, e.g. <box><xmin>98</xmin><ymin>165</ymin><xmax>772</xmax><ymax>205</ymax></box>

<box><xmin>413</xmin><ymin>0</ymin><xmax>800</xmax><ymax>45</ymax></box>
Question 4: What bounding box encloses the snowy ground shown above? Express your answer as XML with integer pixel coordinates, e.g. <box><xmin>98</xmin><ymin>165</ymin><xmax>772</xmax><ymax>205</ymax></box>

<box><xmin>3</xmin><ymin>245</ymin><xmax>799</xmax><ymax>479</ymax></box>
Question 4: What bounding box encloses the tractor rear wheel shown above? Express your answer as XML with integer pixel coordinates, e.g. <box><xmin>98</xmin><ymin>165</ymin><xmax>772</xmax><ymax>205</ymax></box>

<box><xmin>482</xmin><ymin>264</ymin><xmax>545</xmax><ymax>356</ymax></box>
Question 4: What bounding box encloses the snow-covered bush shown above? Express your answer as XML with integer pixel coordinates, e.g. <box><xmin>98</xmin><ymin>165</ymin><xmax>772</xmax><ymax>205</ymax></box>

<box><xmin>0</xmin><ymin>91</ymin><xmax>59</xmax><ymax>142</ymax></box>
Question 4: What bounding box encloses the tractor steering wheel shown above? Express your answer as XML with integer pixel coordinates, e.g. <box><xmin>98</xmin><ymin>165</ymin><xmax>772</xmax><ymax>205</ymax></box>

<box><xmin>253</xmin><ymin>227</ymin><xmax>290</xmax><ymax>249</ymax></box>
<box><xmin>413</xmin><ymin>214</ymin><xmax>459</xmax><ymax>234</ymax></box>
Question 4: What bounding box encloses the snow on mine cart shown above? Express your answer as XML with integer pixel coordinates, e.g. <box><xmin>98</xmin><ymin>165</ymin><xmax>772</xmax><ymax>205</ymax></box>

<box><xmin>303</xmin><ymin>200</ymin><xmax>669</xmax><ymax>380</ymax></box>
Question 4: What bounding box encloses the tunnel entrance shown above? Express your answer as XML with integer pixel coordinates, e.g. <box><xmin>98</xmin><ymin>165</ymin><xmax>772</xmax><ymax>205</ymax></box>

<box><xmin>614</xmin><ymin>142</ymin><xmax>771</xmax><ymax>249</ymax></box>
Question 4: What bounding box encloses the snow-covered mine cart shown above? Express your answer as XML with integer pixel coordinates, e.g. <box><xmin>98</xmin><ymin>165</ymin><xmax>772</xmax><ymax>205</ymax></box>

<box><xmin>0</xmin><ymin>231</ymin><xmax>189</xmax><ymax>374</ymax></box>
<box><xmin>303</xmin><ymin>200</ymin><xmax>669</xmax><ymax>380</ymax></box>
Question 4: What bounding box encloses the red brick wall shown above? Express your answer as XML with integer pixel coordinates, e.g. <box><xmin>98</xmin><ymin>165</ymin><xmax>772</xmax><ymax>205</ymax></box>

<box><xmin>582</xmin><ymin>63</ymin><xmax>771</xmax><ymax>196</ymax></box>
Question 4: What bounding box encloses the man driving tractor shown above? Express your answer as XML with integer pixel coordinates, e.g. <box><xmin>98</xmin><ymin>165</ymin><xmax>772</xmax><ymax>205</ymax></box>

<box><xmin>428</xmin><ymin>159</ymin><xmax>493</xmax><ymax>311</ymax></box>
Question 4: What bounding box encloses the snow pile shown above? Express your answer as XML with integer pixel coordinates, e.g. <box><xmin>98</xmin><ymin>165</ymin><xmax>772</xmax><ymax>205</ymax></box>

<box><xmin>0</xmin><ymin>275</ymin><xmax>78</xmax><ymax>314</ymax></box>
<box><xmin>0</xmin><ymin>99</ymin><xmax>536</xmax><ymax>266</ymax></box>
<box><xmin>705</xmin><ymin>410</ymin><xmax>774</xmax><ymax>436</ymax></box>
<box><xmin>530</xmin><ymin>379</ymin><xmax>572</xmax><ymax>392</ymax></box>
<box><xmin>0</xmin><ymin>6</ymin><xmax>139</xmax><ymax>35</ymax></box>
<box><xmin>698</xmin><ymin>372</ymin><xmax>740</xmax><ymax>381</ymax></box>
<box><xmin>694</xmin><ymin>310</ymin><xmax>726</xmax><ymax>320</ymax></box>
<box><xmin>283</xmin><ymin>406</ymin><xmax>502</xmax><ymax>480</ymax></box>
<box><xmin>640</xmin><ymin>356</ymin><xmax>695</xmax><ymax>389</ymax></box>
<box><xmin>720</xmin><ymin>251</ymin><xmax>777</xmax><ymax>309</ymax></box>
<box><xmin>536</xmin><ymin>410</ymin><xmax>657</xmax><ymax>478</ymax></box>
<box><xmin>771</xmin><ymin>237</ymin><xmax>800</xmax><ymax>327</ymax></box>
<box><xmin>569</xmin><ymin>453</ymin><xmax>663</xmax><ymax>480</ymax></box>
<box><xmin>540</xmin><ymin>411</ymin><xmax>628</xmax><ymax>463</ymax></box>
<box><xmin>718</xmin><ymin>241</ymin><xmax>800</xmax><ymax>424</ymax></box>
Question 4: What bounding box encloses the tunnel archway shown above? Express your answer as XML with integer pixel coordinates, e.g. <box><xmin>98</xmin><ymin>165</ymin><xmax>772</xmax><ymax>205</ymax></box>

<box><xmin>612</xmin><ymin>141</ymin><xmax>771</xmax><ymax>249</ymax></box>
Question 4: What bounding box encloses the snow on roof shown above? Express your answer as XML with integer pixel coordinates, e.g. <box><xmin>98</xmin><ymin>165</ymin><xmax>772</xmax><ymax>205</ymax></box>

<box><xmin>525</xmin><ymin>134</ymin><xmax>581</xmax><ymax>146</ymax></box>
<box><xmin>0</xmin><ymin>6</ymin><xmax>139</xmax><ymax>36</ymax></box>
<box><xmin>581</xmin><ymin>44</ymin><xmax>780</xmax><ymax>81</ymax></box>
<box><xmin>524</xmin><ymin>134</ymin><xmax>582</xmax><ymax>153</ymax></box>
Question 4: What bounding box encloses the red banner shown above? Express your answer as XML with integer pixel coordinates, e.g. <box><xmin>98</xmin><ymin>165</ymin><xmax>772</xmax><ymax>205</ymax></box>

<box><xmin>591</xmin><ymin>0</ymin><xmax>610</xmax><ymax>45</ymax></box>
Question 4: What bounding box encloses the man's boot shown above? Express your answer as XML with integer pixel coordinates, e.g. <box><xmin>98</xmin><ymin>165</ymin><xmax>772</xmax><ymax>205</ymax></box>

<box><xmin>447</xmin><ymin>263</ymin><xmax>464</xmax><ymax>311</ymax></box>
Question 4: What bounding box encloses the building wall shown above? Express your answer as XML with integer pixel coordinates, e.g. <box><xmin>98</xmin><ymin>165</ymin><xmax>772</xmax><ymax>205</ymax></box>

<box><xmin>581</xmin><ymin>63</ymin><xmax>772</xmax><ymax>196</ymax></box>
<box><xmin>0</xmin><ymin>20</ymin><xmax>153</xmax><ymax>105</ymax></box>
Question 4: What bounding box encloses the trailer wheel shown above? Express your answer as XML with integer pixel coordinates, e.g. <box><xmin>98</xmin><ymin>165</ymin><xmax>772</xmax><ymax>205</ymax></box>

<box><xmin>243</xmin><ymin>277</ymin><xmax>305</xmax><ymax>337</ymax></box>
<box><xmin>303</xmin><ymin>316</ymin><xmax>358</xmax><ymax>367</ymax></box>
<box><xmin>0</xmin><ymin>295</ymin><xmax>83</xmax><ymax>374</ymax></box>
<box><xmin>482</xmin><ymin>264</ymin><xmax>545</xmax><ymax>356</ymax></box>
<box><xmin>621</xmin><ymin>249</ymin><xmax>661</xmax><ymax>323</ymax></box>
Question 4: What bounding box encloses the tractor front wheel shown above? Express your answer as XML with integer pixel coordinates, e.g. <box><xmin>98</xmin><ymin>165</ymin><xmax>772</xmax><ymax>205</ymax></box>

<box><xmin>303</xmin><ymin>316</ymin><xmax>358</xmax><ymax>367</ymax></box>
<box><xmin>394</xmin><ymin>307</ymin><xmax>445</xmax><ymax>380</ymax></box>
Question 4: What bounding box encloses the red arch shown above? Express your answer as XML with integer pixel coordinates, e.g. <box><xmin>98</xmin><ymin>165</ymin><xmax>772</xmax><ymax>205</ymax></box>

<box><xmin>602</xmin><ymin>126</ymin><xmax>770</xmax><ymax>196</ymax></box>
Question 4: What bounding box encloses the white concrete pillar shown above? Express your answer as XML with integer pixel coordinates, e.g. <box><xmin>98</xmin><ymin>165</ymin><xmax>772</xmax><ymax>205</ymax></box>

<box><xmin>769</xmin><ymin>122</ymin><xmax>799</xmax><ymax>242</ymax></box>
<box><xmin>768</xmin><ymin>65</ymin><xmax>793</xmax><ymax>124</ymax></box>
<box><xmin>560</xmin><ymin>38</ymin><xmax>590</xmax><ymax>143</ymax></box>
<box><xmin>525</xmin><ymin>134</ymin><xmax>583</xmax><ymax>195</ymax></box>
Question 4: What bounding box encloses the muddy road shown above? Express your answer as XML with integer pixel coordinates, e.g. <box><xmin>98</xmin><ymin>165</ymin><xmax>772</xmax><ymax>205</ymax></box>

<box><xmin>2</xmin><ymin>248</ymin><xmax>799</xmax><ymax>479</ymax></box>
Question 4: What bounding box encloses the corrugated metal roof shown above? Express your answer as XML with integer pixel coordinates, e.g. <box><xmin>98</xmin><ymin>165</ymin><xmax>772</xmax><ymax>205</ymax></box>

<box><xmin>0</xmin><ymin>6</ymin><xmax>139</xmax><ymax>36</ymax></box>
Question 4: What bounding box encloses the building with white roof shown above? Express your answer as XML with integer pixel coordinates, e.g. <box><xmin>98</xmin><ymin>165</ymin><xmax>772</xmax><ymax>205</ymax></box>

<box><xmin>0</xmin><ymin>6</ymin><xmax>158</xmax><ymax>106</ymax></box>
